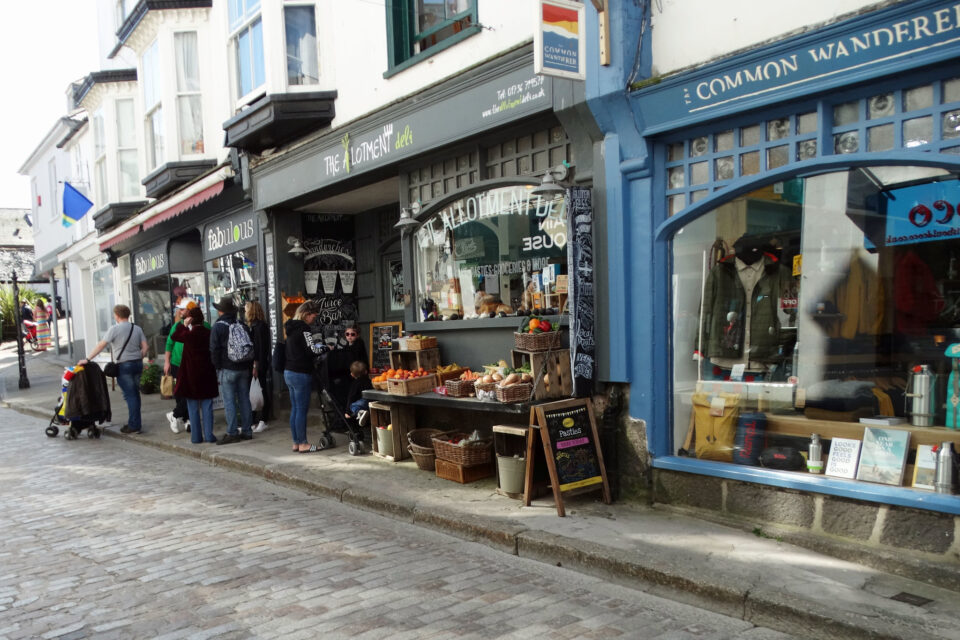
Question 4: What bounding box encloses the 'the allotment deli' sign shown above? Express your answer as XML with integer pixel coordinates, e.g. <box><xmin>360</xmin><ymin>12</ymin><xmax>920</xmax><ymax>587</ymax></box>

<box><xmin>204</xmin><ymin>212</ymin><xmax>257</xmax><ymax>260</ymax></box>
<box><xmin>415</xmin><ymin>185</ymin><xmax>567</xmax><ymax>251</ymax></box>
<box><xmin>133</xmin><ymin>242</ymin><xmax>168</xmax><ymax>282</ymax></box>
<box><xmin>635</xmin><ymin>0</ymin><xmax>960</xmax><ymax>133</ymax></box>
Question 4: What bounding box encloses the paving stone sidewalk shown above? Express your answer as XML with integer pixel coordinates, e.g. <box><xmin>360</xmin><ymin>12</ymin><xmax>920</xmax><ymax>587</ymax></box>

<box><xmin>4</xmin><ymin>343</ymin><xmax>960</xmax><ymax>639</ymax></box>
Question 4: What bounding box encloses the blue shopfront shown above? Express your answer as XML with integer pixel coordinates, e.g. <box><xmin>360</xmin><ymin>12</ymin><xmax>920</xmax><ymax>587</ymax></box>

<box><xmin>588</xmin><ymin>0</ymin><xmax>960</xmax><ymax>575</ymax></box>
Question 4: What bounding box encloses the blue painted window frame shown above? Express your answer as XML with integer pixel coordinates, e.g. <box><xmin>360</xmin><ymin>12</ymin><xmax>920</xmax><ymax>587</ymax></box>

<box><xmin>651</xmin><ymin>66</ymin><xmax>960</xmax><ymax>515</ymax></box>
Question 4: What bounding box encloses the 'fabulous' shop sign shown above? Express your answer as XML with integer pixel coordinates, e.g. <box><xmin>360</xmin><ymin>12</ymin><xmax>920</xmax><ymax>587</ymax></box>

<box><xmin>204</xmin><ymin>211</ymin><xmax>257</xmax><ymax>260</ymax></box>
<box><xmin>133</xmin><ymin>242</ymin><xmax>168</xmax><ymax>283</ymax></box>
<box><xmin>635</xmin><ymin>0</ymin><xmax>960</xmax><ymax>133</ymax></box>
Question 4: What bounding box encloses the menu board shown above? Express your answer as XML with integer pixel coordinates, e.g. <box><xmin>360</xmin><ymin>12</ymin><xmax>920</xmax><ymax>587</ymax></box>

<box><xmin>532</xmin><ymin>398</ymin><xmax>610</xmax><ymax>516</ymax></box>
<box><xmin>369</xmin><ymin>322</ymin><xmax>402</xmax><ymax>373</ymax></box>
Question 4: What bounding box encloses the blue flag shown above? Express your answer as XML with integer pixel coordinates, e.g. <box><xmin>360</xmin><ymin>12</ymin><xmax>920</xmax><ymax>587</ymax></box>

<box><xmin>62</xmin><ymin>181</ymin><xmax>93</xmax><ymax>227</ymax></box>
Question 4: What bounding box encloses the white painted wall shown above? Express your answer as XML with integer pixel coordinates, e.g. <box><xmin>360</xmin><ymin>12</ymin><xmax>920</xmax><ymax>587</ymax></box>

<box><xmin>649</xmin><ymin>0</ymin><xmax>904</xmax><ymax>76</ymax></box>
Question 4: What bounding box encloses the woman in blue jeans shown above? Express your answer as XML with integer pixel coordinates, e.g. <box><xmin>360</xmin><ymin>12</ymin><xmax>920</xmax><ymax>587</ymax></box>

<box><xmin>172</xmin><ymin>306</ymin><xmax>218</xmax><ymax>444</ymax></box>
<box><xmin>283</xmin><ymin>301</ymin><xmax>327</xmax><ymax>453</ymax></box>
<box><xmin>80</xmin><ymin>304</ymin><xmax>148</xmax><ymax>433</ymax></box>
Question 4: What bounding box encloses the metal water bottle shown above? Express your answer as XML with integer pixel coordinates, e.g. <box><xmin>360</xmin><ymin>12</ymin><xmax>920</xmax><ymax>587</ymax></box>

<box><xmin>935</xmin><ymin>442</ymin><xmax>955</xmax><ymax>494</ymax></box>
<box><xmin>807</xmin><ymin>433</ymin><xmax>823</xmax><ymax>474</ymax></box>
<box><xmin>906</xmin><ymin>365</ymin><xmax>937</xmax><ymax>427</ymax></box>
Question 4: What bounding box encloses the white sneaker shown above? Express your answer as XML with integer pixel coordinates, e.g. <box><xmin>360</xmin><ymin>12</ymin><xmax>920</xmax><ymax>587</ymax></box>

<box><xmin>357</xmin><ymin>410</ymin><xmax>369</xmax><ymax>427</ymax></box>
<box><xmin>253</xmin><ymin>420</ymin><xmax>268</xmax><ymax>433</ymax></box>
<box><xmin>176</xmin><ymin>417</ymin><xmax>186</xmax><ymax>432</ymax></box>
<box><xmin>167</xmin><ymin>411</ymin><xmax>180</xmax><ymax>434</ymax></box>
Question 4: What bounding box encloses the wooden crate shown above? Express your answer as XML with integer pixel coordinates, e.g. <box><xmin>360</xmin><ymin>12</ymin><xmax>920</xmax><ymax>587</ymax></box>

<box><xmin>407</xmin><ymin>336</ymin><xmax>438</xmax><ymax>350</ymax></box>
<box><xmin>510</xmin><ymin>349</ymin><xmax>572</xmax><ymax>400</ymax></box>
<box><xmin>389</xmin><ymin>348</ymin><xmax>440</xmax><ymax>372</ymax></box>
<box><xmin>435</xmin><ymin>458</ymin><xmax>495</xmax><ymax>484</ymax></box>
<box><xmin>369</xmin><ymin>401</ymin><xmax>413</xmax><ymax>462</ymax></box>
<box><xmin>387</xmin><ymin>374</ymin><xmax>436</xmax><ymax>396</ymax></box>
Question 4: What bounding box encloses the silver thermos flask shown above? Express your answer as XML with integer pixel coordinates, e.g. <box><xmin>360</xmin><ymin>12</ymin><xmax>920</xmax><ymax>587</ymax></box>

<box><xmin>907</xmin><ymin>365</ymin><xmax>936</xmax><ymax>427</ymax></box>
<box><xmin>935</xmin><ymin>442</ymin><xmax>955</xmax><ymax>495</ymax></box>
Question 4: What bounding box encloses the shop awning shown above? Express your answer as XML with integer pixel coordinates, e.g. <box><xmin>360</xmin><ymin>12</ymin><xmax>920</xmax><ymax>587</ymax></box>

<box><xmin>142</xmin><ymin>179</ymin><xmax>224</xmax><ymax>231</ymax></box>
<box><xmin>98</xmin><ymin>164</ymin><xmax>233</xmax><ymax>252</ymax></box>
<box><xmin>33</xmin><ymin>245</ymin><xmax>67</xmax><ymax>277</ymax></box>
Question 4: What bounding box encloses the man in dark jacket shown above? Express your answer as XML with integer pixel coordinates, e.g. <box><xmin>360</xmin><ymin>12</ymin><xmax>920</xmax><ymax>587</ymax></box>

<box><xmin>209</xmin><ymin>296</ymin><xmax>253</xmax><ymax>444</ymax></box>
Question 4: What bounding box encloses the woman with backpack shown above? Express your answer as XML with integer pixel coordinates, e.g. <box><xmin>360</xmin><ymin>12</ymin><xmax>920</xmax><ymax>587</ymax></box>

<box><xmin>209</xmin><ymin>296</ymin><xmax>254</xmax><ymax>445</ymax></box>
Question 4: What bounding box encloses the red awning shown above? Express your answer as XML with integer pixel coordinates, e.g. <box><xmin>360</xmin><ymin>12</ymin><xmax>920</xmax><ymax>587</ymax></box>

<box><xmin>99</xmin><ymin>224</ymin><xmax>142</xmax><ymax>251</ymax></box>
<box><xmin>142</xmin><ymin>179</ymin><xmax>225</xmax><ymax>231</ymax></box>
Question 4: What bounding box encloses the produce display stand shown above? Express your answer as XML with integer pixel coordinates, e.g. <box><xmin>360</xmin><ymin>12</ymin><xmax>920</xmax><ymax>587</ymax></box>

<box><xmin>493</xmin><ymin>424</ymin><xmax>531</xmax><ymax>498</ymax></box>
<box><xmin>389</xmin><ymin>348</ymin><xmax>440</xmax><ymax>372</ymax></box>
<box><xmin>510</xmin><ymin>349</ymin><xmax>572</xmax><ymax>400</ymax></box>
<box><xmin>368</xmin><ymin>400</ymin><xmax>412</xmax><ymax>462</ymax></box>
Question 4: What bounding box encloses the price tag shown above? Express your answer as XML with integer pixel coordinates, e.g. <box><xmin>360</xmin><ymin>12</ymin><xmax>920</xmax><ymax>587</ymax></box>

<box><xmin>709</xmin><ymin>395</ymin><xmax>726</xmax><ymax>417</ymax></box>
<box><xmin>730</xmin><ymin>363</ymin><xmax>746</xmax><ymax>381</ymax></box>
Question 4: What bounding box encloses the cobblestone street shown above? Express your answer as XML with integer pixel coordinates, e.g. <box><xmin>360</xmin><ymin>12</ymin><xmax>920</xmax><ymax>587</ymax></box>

<box><xmin>0</xmin><ymin>409</ymin><xmax>794</xmax><ymax>640</ymax></box>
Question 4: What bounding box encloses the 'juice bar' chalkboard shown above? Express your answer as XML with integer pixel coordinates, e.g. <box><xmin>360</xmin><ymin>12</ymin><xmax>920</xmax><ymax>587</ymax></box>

<box><xmin>531</xmin><ymin>398</ymin><xmax>610</xmax><ymax>516</ymax></box>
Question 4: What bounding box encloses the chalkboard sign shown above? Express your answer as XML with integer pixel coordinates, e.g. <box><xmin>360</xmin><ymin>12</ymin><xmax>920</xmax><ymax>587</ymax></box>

<box><xmin>369</xmin><ymin>322</ymin><xmax>402</xmax><ymax>373</ymax></box>
<box><xmin>530</xmin><ymin>398</ymin><xmax>610</xmax><ymax>516</ymax></box>
<box><xmin>566</xmin><ymin>187</ymin><xmax>595</xmax><ymax>397</ymax></box>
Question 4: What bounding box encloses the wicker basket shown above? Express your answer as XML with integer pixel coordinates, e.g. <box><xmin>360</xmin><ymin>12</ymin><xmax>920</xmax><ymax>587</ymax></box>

<box><xmin>495</xmin><ymin>382</ymin><xmax>533</xmax><ymax>403</ymax></box>
<box><xmin>407</xmin><ymin>428</ymin><xmax>441</xmax><ymax>472</ymax></box>
<box><xmin>432</xmin><ymin>431</ymin><xmax>493</xmax><ymax>466</ymax></box>
<box><xmin>408</xmin><ymin>445</ymin><xmax>436</xmax><ymax>471</ymax></box>
<box><xmin>445</xmin><ymin>378</ymin><xmax>476</xmax><ymax>397</ymax></box>
<box><xmin>407</xmin><ymin>336</ymin><xmax>438</xmax><ymax>350</ymax></box>
<box><xmin>474</xmin><ymin>381</ymin><xmax>497</xmax><ymax>400</ymax></box>
<box><xmin>387</xmin><ymin>374</ymin><xmax>435</xmax><ymax>396</ymax></box>
<box><xmin>436</xmin><ymin>368</ymin><xmax>466</xmax><ymax>384</ymax></box>
<box><xmin>372</xmin><ymin>380</ymin><xmax>389</xmax><ymax>391</ymax></box>
<box><xmin>514</xmin><ymin>330</ymin><xmax>563</xmax><ymax>352</ymax></box>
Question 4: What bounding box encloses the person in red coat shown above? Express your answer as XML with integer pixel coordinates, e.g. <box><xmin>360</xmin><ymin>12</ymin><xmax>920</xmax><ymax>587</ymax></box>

<box><xmin>173</xmin><ymin>307</ymin><xmax>218</xmax><ymax>444</ymax></box>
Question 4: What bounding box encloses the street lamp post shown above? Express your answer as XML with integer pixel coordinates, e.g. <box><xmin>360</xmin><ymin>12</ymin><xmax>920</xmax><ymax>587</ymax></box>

<box><xmin>12</xmin><ymin>273</ymin><xmax>30</xmax><ymax>389</ymax></box>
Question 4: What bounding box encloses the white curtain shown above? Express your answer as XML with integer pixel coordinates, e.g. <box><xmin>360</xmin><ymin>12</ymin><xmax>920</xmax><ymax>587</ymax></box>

<box><xmin>175</xmin><ymin>32</ymin><xmax>204</xmax><ymax>155</ymax></box>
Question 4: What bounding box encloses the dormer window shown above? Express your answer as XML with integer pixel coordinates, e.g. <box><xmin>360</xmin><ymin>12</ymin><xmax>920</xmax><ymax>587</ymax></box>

<box><xmin>284</xmin><ymin>4</ymin><xmax>319</xmax><ymax>86</ymax></box>
<box><xmin>230</xmin><ymin>0</ymin><xmax>265</xmax><ymax>100</ymax></box>
<box><xmin>142</xmin><ymin>39</ymin><xmax>164</xmax><ymax>171</ymax></box>
<box><xmin>175</xmin><ymin>31</ymin><xmax>204</xmax><ymax>155</ymax></box>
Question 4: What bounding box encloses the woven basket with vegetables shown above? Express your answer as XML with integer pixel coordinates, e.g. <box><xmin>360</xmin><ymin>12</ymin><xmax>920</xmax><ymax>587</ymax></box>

<box><xmin>515</xmin><ymin>316</ymin><xmax>562</xmax><ymax>351</ymax></box>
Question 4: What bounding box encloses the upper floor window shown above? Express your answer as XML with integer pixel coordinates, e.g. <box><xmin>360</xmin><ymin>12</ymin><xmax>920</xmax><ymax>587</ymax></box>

<box><xmin>93</xmin><ymin>108</ymin><xmax>107</xmax><ymax>204</ymax></box>
<box><xmin>115</xmin><ymin>0</ymin><xmax>131</xmax><ymax>31</ymax></box>
<box><xmin>47</xmin><ymin>158</ymin><xmax>58</xmax><ymax>221</ymax></box>
<box><xmin>116</xmin><ymin>98</ymin><xmax>139</xmax><ymax>198</ymax></box>
<box><xmin>142</xmin><ymin>39</ymin><xmax>164</xmax><ymax>171</ymax></box>
<box><xmin>284</xmin><ymin>4</ymin><xmax>318</xmax><ymax>86</ymax></box>
<box><xmin>175</xmin><ymin>31</ymin><xmax>204</xmax><ymax>155</ymax></box>
<box><xmin>229</xmin><ymin>0</ymin><xmax>265</xmax><ymax>100</ymax></box>
<box><xmin>386</xmin><ymin>0</ymin><xmax>478</xmax><ymax>73</ymax></box>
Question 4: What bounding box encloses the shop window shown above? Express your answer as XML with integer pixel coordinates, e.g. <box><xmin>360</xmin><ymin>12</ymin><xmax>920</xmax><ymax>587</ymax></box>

<box><xmin>230</xmin><ymin>0</ymin><xmax>264</xmax><ymax>100</ymax></box>
<box><xmin>175</xmin><ymin>32</ymin><xmax>204</xmax><ymax>156</ymax></box>
<box><xmin>671</xmin><ymin>165</ymin><xmax>960</xmax><ymax>490</ymax></box>
<box><xmin>142</xmin><ymin>40</ymin><xmax>164</xmax><ymax>171</ymax></box>
<box><xmin>412</xmin><ymin>185</ymin><xmax>568</xmax><ymax>321</ymax></box>
<box><xmin>206</xmin><ymin>250</ymin><xmax>259</xmax><ymax>322</ymax></box>
<box><xmin>385</xmin><ymin>0</ymin><xmax>479</xmax><ymax>75</ymax></box>
<box><xmin>665</xmin><ymin>78</ymin><xmax>960</xmax><ymax>218</ymax></box>
<box><xmin>285</xmin><ymin>4</ymin><xmax>319</xmax><ymax>86</ymax></box>
<box><xmin>92</xmin><ymin>265</ymin><xmax>115</xmax><ymax>338</ymax></box>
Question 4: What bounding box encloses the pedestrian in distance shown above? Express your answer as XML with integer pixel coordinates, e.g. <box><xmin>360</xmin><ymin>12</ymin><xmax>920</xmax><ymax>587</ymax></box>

<box><xmin>164</xmin><ymin>299</ymin><xmax>198</xmax><ymax>434</ymax></box>
<box><xmin>34</xmin><ymin>298</ymin><xmax>51</xmax><ymax>351</ymax></box>
<box><xmin>79</xmin><ymin>304</ymin><xmax>148</xmax><ymax>434</ymax></box>
<box><xmin>284</xmin><ymin>300</ymin><xmax>328</xmax><ymax>453</ymax></box>
<box><xmin>209</xmin><ymin>296</ymin><xmax>254</xmax><ymax>445</ymax></box>
<box><xmin>245</xmin><ymin>300</ymin><xmax>272</xmax><ymax>433</ymax></box>
<box><xmin>173</xmin><ymin>306</ymin><xmax>218</xmax><ymax>444</ymax></box>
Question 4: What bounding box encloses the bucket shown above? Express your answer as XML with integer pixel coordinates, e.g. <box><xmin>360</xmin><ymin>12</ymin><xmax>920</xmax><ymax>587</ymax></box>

<box><xmin>497</xmin><ymin>455</ymin><xmax>526</xmax><ymax>495</ymax></box>
<box><xmin>377</xmin><ymin>428</ymin><xmax>395</xmax><ymax>457</ymax></box>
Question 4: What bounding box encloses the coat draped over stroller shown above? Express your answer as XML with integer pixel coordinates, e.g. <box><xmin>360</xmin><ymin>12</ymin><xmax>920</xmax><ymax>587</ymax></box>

<box><xmin>65</xmin><ymin>362</ymin><xmax>111</xmax><ymax>423</ymax></box>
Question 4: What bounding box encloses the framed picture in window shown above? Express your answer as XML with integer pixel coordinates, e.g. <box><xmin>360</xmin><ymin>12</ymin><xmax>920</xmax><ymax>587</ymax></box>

<box><xmin>387</xmin><ymin>257</ymin><xmax>405</xmax><ymax>313</ymax></box>
<box><xmin>369</xmin><ymin>321</ymin><xmax>402</xmax><ymax>373</ymax></box>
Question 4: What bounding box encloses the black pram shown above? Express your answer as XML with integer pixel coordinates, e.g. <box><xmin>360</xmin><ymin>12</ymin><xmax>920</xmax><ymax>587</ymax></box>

<box><xmin>46</xmin><ymin>363</ymin><xmax>112</xmax><ymax>440</ymax></box>
<box><xmin>317</xmin><ymin>388</ymin><xmax>367</xmax><ymax>456</ymax></box>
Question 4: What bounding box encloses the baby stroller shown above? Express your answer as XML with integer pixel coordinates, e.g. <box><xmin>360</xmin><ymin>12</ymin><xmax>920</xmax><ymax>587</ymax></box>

<box><xmin>45</xmin><ymin>364</ymin><xmax>111</xmax><ymax>440</ymax></box>
<box><xmin>318</xmin><ymin>388</ymin><xmax>367</xmax><ymax>456</ymax></box>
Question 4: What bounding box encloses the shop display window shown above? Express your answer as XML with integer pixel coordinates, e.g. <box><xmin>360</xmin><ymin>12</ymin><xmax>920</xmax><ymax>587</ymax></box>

<box><xmin>137</xmin><ymin>276</ymin><xmax>171</xmax><ymax>346</ymax></box>
<box><xmin>412</xmin><ymin>185</ymin><xmax>569</xmax><ymax>321</ymax></box>
<box><xmin>672</xmin><ymin>165</ymin><xmax>960</xmax><ymax>490</ymax></box>
<box><xmin>205</xmin><ymin>249</ymin><xmax>259</xmax><ymax>321</ymax></box>
<box><xmin>92</xmin><ymin>265</ymin><xmax>115</xmax><ymax>338</ymax></box>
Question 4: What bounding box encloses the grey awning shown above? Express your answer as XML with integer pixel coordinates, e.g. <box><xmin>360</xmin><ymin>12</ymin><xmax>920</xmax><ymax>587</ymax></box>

<box><xmin>33</xmin><ymin>245</ymin><xmax>66</xmax><ymax>278</ymax></box>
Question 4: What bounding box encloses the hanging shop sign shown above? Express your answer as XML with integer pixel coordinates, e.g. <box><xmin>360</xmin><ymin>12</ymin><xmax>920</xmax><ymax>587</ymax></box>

<box><xmin>634</xmin><ymin>0</ymin><xmax>960</xmax><ymax>133</ymax></box>
<box><xmin>535</xmin><ymin>0</ymin><xmax>586</xmax><ymax>80</ymax></box>
<box><xmin>204</xmin><ymin>210</ymin><xmax>257</xmax><ymax>260</ymax></box>
<box><xmin>256</xmin><ymin>65</ymin><xmax>553</xmax><ymax>210</ymax></box>
<box><xmin>132</xmin><ymin>242</ymin><xmax>168</xmax><ymax>283</ymax></box>
<box><xmin>883</xmin><ymin>178</ymin><xmax>960</xmax><ymax>247</ymax></box>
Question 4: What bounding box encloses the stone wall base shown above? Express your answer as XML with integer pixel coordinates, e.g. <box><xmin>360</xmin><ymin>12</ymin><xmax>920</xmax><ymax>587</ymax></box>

<box><xmin>653</xmin><ymin>469</ymin><xmax>960</xmax><ymax>591</ymax></box>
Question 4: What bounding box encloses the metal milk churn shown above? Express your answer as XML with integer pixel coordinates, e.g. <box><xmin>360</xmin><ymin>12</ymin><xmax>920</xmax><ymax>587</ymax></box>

<box><xmin>935</xmin><ymin>442</ymin><xmax>955</xmax><ymax>495</ymax></box>
<box><xmin>906</xmin><ymin>365</ymin><xmax>937</xmax><ymax>427</ymax></box>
